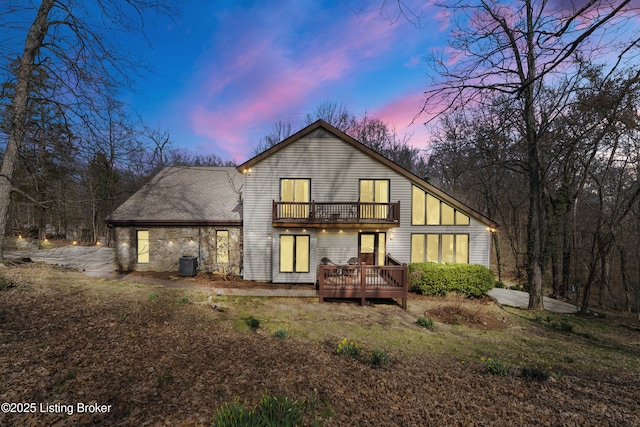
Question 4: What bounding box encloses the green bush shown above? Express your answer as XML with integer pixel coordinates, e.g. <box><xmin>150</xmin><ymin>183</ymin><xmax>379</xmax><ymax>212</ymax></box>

<box><xmin>369</xmin><ymin>349</ymin><xmax>390</xmax><ymax>367</ymax></box>
<box><xmin>408</xmin><ymin>263</ymin><xmax>495</xmax><ymax>298</ymax></box>
<box><xmin>273</xmin><ymin>327</ymin><xmax>287</xmax><ymax>339</ymax></box>
<box><xmin>416</xmin><ymin>316</ymin><xmax>435</xmax><ymax>330</ymax></box>
<box><xmin>245</xmin><ymin>316</ymin><xmax>260</xmax><ymax>329</ymax></box>
<box><xmin>481</xmin><ymin>357</ymin><xmax>510</xmax><ymax>376</ymax></box>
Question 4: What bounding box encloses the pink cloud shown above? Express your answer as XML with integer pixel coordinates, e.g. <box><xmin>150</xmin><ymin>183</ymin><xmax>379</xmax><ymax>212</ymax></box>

<box><xmin>371</xmin><ymin>92</ymin><xmax>433</xmax><ymax>148</ymax></box>
<box><xmin>185</xmin><ymin>5</ymin><xmax>406</xmax><ymax>160</ymax></box>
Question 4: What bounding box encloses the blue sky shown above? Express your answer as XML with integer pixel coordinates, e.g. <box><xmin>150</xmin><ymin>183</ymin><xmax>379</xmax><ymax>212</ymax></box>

<box><xmin>127</xmin><ymin>1</ymin><xmax>443</xmax><ymax>162</ymax></box>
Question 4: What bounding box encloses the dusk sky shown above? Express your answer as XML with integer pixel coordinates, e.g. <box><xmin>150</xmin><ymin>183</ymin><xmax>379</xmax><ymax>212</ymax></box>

<box><xmin>127</xmin><ymin>1</ymin><xmax>442</xmax><ymax>162</ymax></box>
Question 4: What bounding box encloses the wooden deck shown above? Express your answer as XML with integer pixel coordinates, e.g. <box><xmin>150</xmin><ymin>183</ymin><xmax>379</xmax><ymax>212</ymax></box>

<box><xmin>317</xmin><ymin>262</ymin><xmax>408</xmax><ymax>310</ymax></box>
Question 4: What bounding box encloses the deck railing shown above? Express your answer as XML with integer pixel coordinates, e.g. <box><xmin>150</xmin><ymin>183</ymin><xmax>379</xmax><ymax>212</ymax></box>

<box><xmin>273</xmin><ymin>200</ymin><xmax>400</xmax><ymax>224</ymax></box>
<box><xmin>317</xmin><ymin>261</ymin><xmax>408</xmax><ymax>310</ymax></box>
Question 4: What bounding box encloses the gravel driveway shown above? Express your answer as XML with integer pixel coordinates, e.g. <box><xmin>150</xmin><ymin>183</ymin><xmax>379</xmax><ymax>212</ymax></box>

<box><xmin>4</xmin><ymin>245</ymin><xmax>114</xmax><ymax>274</ymax></box>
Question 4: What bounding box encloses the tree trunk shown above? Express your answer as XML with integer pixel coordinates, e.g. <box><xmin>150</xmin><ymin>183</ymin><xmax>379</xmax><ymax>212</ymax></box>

<box><xmin>0</xmin><ymin>0</ymin><xmax>55</xmax><ymax>257</ymax></box>
<box><xmin>525</xmin><ymin>0</ymin><xmax>544</xmax><ymax>310</ymax></box>
<box><xmin>560</xmin><ymin>201</ymin><xmax>574</xmax><ymax>298</ymax></box>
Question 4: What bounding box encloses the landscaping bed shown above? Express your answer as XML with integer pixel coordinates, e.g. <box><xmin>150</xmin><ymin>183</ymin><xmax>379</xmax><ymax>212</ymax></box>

<box><xmin>0</xmin><ymin>262</ymin><xmax>638</xmax><ymax>426</ymax></box>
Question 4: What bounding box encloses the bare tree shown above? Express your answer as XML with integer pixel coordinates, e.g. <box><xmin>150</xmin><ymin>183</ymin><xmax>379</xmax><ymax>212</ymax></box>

<box><xmin>0</xmin><ymin>0</ymin><xmax>176</xmax><ymax>256</ymax></box>
<box><xmin>412</xmin><ymin>0</ymin><xmax>640</xmax><ymax>309</ymax></box>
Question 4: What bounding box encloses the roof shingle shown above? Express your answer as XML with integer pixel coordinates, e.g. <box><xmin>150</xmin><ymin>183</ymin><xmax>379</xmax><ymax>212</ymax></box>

<box><xmin>107</xmin><ymin>167</ymin><xmax>243</xmax><ymax>226</ymax></box>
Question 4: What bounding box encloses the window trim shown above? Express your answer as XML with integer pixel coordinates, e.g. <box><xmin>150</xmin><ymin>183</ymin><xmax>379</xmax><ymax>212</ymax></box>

<box><xmin>216</xmin><ymin>230</ymin><xmax>229</xmax><ymax>264</ymax></box>
<box><xmin>411</xmin><ymin>185</ymin><xmax>470</xmax><ymax>226</ymax></box>
<box><xmin>279</xmin><ymin>234</ymin><xmax>310</xmax><ymax>273</ymax></box>
<box><xmin>411</xmin><ymin>233</ymin><xmax>469</xmax><ymax>264</ymax></box>
<box><xmin>279</xmin><ymin>178</ymin><xmax>311</xmax><ymax>202</ymax></box>
<box><xmin>136</xmin><ymin>230</ymin><xmax>149</xmax><ymax>264</ymax></box>
<box><xmin>359</xmin><ymin>179</ymin><xmax>390</xmax><ymax>203</ymax></box>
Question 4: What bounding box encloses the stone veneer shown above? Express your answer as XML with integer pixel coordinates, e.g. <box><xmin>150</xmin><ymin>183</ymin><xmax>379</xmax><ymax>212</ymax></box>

<box><xmin>112</xmin><ymin>226</ymin><xmax>242</xmax><ymax>274</ymax></box>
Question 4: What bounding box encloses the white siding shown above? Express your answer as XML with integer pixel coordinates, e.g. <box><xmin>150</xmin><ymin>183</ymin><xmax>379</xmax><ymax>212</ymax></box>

<box><xmin>242</xmin><ymin>133</ymin><xmax>492</xmax><ymax>282</ymax></box>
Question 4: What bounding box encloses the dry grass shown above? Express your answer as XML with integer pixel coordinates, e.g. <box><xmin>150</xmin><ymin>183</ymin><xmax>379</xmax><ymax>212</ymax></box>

<box><xmin>1</xmin><ymin>261</ymin><xmax>639</xmax><ymax>426</ymax></box>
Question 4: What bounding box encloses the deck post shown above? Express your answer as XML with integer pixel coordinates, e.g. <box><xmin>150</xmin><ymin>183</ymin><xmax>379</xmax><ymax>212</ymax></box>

<box><xmin>402</xmin><ymin>263</ymin><xmax>408</xmax><ymax>310</ymax></box>
<box><xmin>360</xmin><ymin>264</ymin><xmax>366</xmax><ymax>306</ymax></box>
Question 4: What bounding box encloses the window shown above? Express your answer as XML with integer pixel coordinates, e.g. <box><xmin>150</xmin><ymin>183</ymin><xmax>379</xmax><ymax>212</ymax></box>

<box><xmin>412</xmin><ymin>185</ymin><xmax>470</xmax><ymax>225</ymax></box>
<box><xmin>216</xmin><ymin>230</ymin><xmax>229</xmax><ymax>263</ymax></box>
<box><xmin>280</xmin><ymin>179</ymin><xmax>310</xmax><ymax>218</ymax></box>
<box><xmin>360</xmin><ymin>179</ymin><xmax>389</xmax><ymax>219</ymax></box>
<box><xmin>280</xmin><ymin>235</ymin><xmax>310</xmax><ymax>273</ymax></box>
<box><xmin>137</xmin><ymin>230</ymin><xmax>149</xmax><ymax>263</ymax></box>
<box><xmin>411</xmin><ymin>233</ymin><xmax>469</xmax><ymax>264</ymax></box>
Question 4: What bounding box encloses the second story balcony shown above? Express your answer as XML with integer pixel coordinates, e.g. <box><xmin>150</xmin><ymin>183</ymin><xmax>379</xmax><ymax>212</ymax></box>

<box><xmin>272</xmin><ymin>200</ymin><xmax>400</xmax><ymax>228</ymax></box>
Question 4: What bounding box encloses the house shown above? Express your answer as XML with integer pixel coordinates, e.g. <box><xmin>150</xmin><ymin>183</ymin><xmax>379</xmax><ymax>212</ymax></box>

<box><xmin>237</xmin><ymin>120</ymin><xmax>497</xmax><ymax>285</ymax></box>
<box><xmin>106</xmin><ymin>166</ymin><xmax>243</xmax><ymax>274</ymax></box>
<box><xmin>107</xmin><ymin>120</ymin><xmax>497</xmax><ymax>289</ymax></box>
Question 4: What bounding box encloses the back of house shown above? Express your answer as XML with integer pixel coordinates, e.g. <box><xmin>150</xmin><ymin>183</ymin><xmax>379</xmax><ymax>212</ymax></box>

<box><xmin>237</xmin><ymin>120</ymin><xmax>496</xmax><ymax>284</ymax></box>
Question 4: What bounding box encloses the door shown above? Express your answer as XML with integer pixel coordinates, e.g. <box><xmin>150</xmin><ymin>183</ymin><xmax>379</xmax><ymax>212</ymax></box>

<box><xmin>358</xmin><ymin>232</ymin><xmax>386</xmax><ymax>266</ymax></box>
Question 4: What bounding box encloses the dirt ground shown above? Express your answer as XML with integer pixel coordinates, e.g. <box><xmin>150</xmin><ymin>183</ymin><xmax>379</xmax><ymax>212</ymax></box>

<box><xmin>1</xmin><ymin>262</ymin><xmax>639</xmax><ymax>426</ymax></box>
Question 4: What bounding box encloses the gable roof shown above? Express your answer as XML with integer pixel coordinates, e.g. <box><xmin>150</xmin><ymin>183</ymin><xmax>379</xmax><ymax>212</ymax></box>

<box><xmin>106</xmin><ymin>166</ymin><xmax>243</xmax><ymax>226</ymax></box>
<box><xmin>237</xmin><ymin>120</ymin><xmax>497</xmax><ymax>228</ymax></box>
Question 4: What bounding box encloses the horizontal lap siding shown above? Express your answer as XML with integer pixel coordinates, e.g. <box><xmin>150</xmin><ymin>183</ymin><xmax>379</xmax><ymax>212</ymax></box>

<box><xmin>243</xmin><ymin>136</ymin><xmax>409</xmax><ymax>282</ymax></box>
<box><xmin>317</xmin><ymin>230</ymin><xmax>358</xmax><ymax>265</ymax></box>
<box><xmin>243</xmin><ymin>134</ymin><xmax>491</xmax><ymax>281</ymax></box>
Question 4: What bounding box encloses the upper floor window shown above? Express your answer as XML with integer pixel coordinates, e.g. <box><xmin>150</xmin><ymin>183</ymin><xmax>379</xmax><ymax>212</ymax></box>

<box><xmin>360</xmin><ymin>179</ymin><xmax>389</xmax><ymax>219</ymax></box>
<box><xmin>280</xmin><ymin>179</ymin><xmax>310</xmax><ymax>218</ymax></box>
<box><xmin>412</xmin><ymin>185</ymin><xmax>470</xmax><ymax>226</ymax></box>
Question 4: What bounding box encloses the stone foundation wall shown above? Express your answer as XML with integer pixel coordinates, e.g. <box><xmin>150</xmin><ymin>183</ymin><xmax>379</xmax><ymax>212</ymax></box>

<box><xmin>112</xmin><ymin>226</ymin><xmax>242</xmax><ymax>274</ymax></box>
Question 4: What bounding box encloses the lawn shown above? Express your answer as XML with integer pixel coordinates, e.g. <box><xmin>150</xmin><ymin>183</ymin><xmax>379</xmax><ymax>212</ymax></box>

<box><xmin>0</xmin><ymin>261</ymin><xmax>639</xmax><ymax>426</ymax></box>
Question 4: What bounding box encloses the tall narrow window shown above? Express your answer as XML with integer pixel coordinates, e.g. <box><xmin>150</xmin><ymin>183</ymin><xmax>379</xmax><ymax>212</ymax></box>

<box><xmin>426</xmin><ymin>234</ymin><xmax>439</xmax><ymax>263</ymax></box>
<box><xmin>137</xmin><ymin>230</ymin><xmax>149</xmax><ymax>263</ymax></box>
<box><xmin>360</xmin><ymin>179</ymin><xmax>389</xmax><ymax>219</ymax></box>
<box><xmin>426</xmin><ymin>194</ymin><xmax>440</xmax><ymax>225</ymax></box>
<box><xmin>441</xmin><ymin>234</ymin><xmax>455</xmax><ymax>263</ymax></box>
<box><xmin>280</xmin><ymin>179</ymin><xmax>310</xmax><ymax>218</ymax></box>
<box><xmin>456</xmin><ymin>234</ymin><xmax>469</xmax><ymax>264</ymax></box>
<box><xmin>280</xmin><ymin>235</ymin><xmax>310</xmax><ymax>273</ymax></box>
<box><xmin>216</xmin><ymin>230</ymin><xmax>229</xmax><ymax>263</ymax></box>
<box><xmin>412</xmin><ymin>185</ymin><xmax>425</xmax><ymax>225</ymax></box>
<box><xmin>411</xmin><ymin>234</ymin><xmax>424</xmax><ymax>264</ymax></box>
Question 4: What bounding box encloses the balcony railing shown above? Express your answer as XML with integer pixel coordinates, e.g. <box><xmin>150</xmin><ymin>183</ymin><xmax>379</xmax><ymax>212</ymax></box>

<box><xmin>272</xmin><ymin>200</ymin><xmax>400</xmax><ymax>225</ymax></box>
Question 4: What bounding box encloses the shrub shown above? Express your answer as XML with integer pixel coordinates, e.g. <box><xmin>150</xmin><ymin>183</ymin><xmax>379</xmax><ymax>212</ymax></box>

<box><xmin>416</xmin><ymin>316</ymin><xmax>435</xmax><ymax>330</ymax></box>
<box><xmin>369</xmin><ymin>350</ymin><xmax>390</xmax><ymax>367</ymax></box>
<box><xmin>408</xmin><ymin>263</ymin><xmax>495</xmax><ymax>298</ymax></box>
<box><xmin>273</xmin><ymin>327</ymin><xmax>287</xmax><ymax>339</ymax></box>
<box><xmin>481</xmin><ymin>357</ymin><xmax>510</xmax><ymax>376</ymax></box>
<box><xmin>245</xmin><ymin>316</ymin><xmax>260</xmax><ymax>329</ymax></box>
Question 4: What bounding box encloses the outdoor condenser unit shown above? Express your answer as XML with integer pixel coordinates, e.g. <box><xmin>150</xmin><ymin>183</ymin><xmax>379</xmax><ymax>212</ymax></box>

<box><xmin>178</xmin><ymin>256</ymin><xmax>198</xmax><ymax>277</ymax></box>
